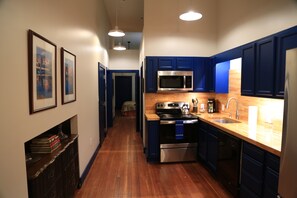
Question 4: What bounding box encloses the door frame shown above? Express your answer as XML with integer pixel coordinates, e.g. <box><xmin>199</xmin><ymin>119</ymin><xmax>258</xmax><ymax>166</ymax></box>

<box><xmin>107</xmin><ymin>70</ymin><xmax>140</xmax><ymax>131</ymax></box>
<box><xmin>98</xmin><ymin>63</ymin><xmax>107</xmax><ymax>145</ymax></box>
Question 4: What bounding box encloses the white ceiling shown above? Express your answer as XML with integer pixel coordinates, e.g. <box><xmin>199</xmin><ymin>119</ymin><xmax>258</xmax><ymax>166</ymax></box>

<box><xmin>104</xmin><ymin>0</ymin><xmax>144</xmax><ymax>49</ymax></box>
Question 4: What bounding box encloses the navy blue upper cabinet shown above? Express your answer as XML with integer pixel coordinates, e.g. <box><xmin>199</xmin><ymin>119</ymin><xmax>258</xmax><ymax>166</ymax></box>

<box><xmin>215</xmin><ymin>61</ymin><xmax>230</xmax><ymax>93</ymax></box>
<box><xmin>193</xmin><ymin>57</ymin><xmax>208</xmax><ymax>92</ymax></box>
<box><xmin>176</xmin><ymin>57</ymin><xmax>194</xmax><ymax>70</ymax></box>
<box><xmin>241</xmin><ymin>43</ymin><xmax>256</xmax><ymax>96</ymax></box>
<box><xmin>255</xmin><ymin>37</ymin><xmax>276</xmax><ymax>97</ymax></box>
<box><xmin>158</xmin><ymin>57</ymin><xmax>176</xmax><ymax>70</ymax></box>
<box><xmin>145</xmin><ymin>57</ymin><xmax>158</xmax><ymax>93</ymax></box>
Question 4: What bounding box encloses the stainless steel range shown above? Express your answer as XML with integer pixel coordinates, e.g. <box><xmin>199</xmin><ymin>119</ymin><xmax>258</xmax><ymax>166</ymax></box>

<box><xmin>156</xmin><ymin>102</ymin><xmax>198</xmax><ymax>163</ymax></box>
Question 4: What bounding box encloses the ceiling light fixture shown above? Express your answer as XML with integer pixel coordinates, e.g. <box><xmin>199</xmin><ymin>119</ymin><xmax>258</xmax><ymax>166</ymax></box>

<box><xmin>179</xmin><ymin>11</ymin><xmax>202</xmax><ymax>21</ymax></box>
<box><xmin>108</xmin><ymin>0</ymin><xmax>125</xmax><ymax>37</ymax></box>
<box><xmin>113</xmin><ymin>40</ymin><xmax>126</xmax><ymax>51</ymax></box>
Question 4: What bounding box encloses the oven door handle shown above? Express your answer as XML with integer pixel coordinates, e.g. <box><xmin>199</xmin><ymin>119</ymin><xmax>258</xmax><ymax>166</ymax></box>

<box><xmin>160</xmin><ymin>119</ymin><xmax>198</xmax><ymax>125</ymax></box>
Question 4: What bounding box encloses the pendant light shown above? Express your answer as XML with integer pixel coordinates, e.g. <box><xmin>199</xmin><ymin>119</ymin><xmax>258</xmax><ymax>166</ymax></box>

<box><xmin>113</xmin><ymin>42</ymin><xmax>126</xmax><ymax>51</ymax></box>
<box><xmin>113</xmin><ymin>37</ymin><xmax>126</xmax><ymax>51</ymax></box>
<box><xmin>179</xmin><ymin>0</ymin><xmax>202</xmax><ymax>21</ymax></box>
<box><xmin>108</xmin><ymin>0</ymin><xmax>125</xmax><ymax>37</ymax></box>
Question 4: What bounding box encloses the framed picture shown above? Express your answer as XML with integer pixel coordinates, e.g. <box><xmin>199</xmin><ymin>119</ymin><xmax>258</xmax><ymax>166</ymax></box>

<box><xmin>28</xmin><ymin>30</ymin><xmax>57</xmax><ymax>114</ymax></box>
<box><xmin>61</xmin><ymin>48</ymin><xmax>76</xmax><ymax>104</ymax></box>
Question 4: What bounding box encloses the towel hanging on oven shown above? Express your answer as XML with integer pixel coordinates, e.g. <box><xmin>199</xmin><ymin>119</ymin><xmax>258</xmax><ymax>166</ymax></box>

<box><xmin>175</xmin><ymin>120</ymin><xmax>184</xmax><ymax>140</ymax></box>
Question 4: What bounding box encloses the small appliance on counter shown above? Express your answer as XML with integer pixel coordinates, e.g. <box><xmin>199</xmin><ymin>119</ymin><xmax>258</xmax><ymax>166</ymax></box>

<box><xmin>192</xmin><ymin>98</ymin><xmax>198</xmax><ymax>113</ymax></box>
<box><xmin>208</xmin><ymin>99</ymin><xmax>216</xmax><ymax>113</ymax></box>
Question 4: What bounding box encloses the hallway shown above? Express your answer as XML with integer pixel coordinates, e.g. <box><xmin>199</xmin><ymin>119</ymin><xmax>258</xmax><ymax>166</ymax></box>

<box><xmin>75</xmin><ymin>116</ymin><xmax>232</xmax><ymax>198</ymax></box>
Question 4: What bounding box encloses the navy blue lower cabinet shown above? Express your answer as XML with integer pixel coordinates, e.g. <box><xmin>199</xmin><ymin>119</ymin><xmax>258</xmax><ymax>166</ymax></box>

<box><xmin>240</xmin><ymin>142</ymin><xmax>280</xmax><ymax>198</ymax></box>
<box><xmin>146</xmin><ymin>119</ymin><xmax>159</xmax><ymax>162</ymax></box>
<box><xmin>198</xmin><ymin>126</ymin><xmax>207</xmax><ymax>161</ymax></box>
<box><xmin>198</xmin><ymin>121</ymin><xmax>218</xmax><ymax>174</ymax></box>
<box><xmin>206</xmin><ymin>127</ymin><xmax>218</xmax><ymax>173</ymax></box>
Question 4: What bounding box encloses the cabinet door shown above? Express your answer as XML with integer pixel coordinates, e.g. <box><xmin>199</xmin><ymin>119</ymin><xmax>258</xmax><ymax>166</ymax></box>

<box><xmin>215</xmin><ymin>61</ymin><xmax>230</xmax><ymax>93</ymax></box>
<box><xmin>241</xmin><ymin>43</ymin><xmax>256</xmax><ymax>96</ymax></box>
<box><xmin>255</xmin><ymin>37</ymin><xmax>276</xmax><ymax>97</ymax></box>
<box><xmin>146</xmin><ymin>120</ymin><xmax>160</xmax><ymax>162</ymax></box>
<box><xmin>207</xmin><ymin>58</ymin><xmax>215</xmax><ymax>92</ymax></box>
<box><xmin>145</xmin><ymin>57</ymin><xmax>158</xmax><ymax>93</ymax></box>
<box><xmin>207</xmin><ymin>128</ymin><xmax>218</xmax><ymax>173</ymax></box>
<box><xmin>158</xmin><ymin>57</ymin><xmax>176</xmax><ymax>70</ymax></box>
<box><xmin>198</xmin><ymin>127</ymin><xmax>207</xmax><ymax>161</ymax></box>
<box><xmin>276</xmin><ymin>31</ymin><xmax>297</xmax><ymax>98</ymax></box>
<box><xmin>176</xmin><ymin>57</ymin><xmax>193</xmax><ymax>70</ymax></box>
<box><xmin>193</xmin><ymin>58</ymin><xmax>208</xmax><ymax>92</ymax></box>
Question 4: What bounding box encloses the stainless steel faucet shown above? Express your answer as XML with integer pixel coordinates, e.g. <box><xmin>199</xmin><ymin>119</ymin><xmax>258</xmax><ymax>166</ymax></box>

<box><xmin>226</xmin><ymin>97</ymin><xmax>239</xmax><ymax>119</ymax></box>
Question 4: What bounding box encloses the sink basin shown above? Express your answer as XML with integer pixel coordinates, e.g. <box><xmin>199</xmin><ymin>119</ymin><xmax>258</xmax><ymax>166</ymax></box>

<box><xmin>212</xmin><ymin>117</ymin><xmax>241</xmax><ymax>124</ymax></box>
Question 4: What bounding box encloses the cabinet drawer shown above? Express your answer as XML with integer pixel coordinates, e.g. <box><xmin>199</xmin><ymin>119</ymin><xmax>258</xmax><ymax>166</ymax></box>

<box><xmin>242</xmin><ymin>154</ymin><xmax>264</xmax><ymax>180</ymax></box>
<box><xmin>264</xmin><ymin>167</ymin><xmax>279</xmax><ymax>193</ymax></box>
<box><xmin>240</xmin><ymin>184</ymin><xmax>260</xmax><ymax>198</ymax></box>
<box><xmin>241</xmin><ymin>169</ymin><xmax>263</xmax><ymax>196</ymax></box>
<box><xmin>266</xmin><ymin>153</ymin><xmax>280</xmax><ymax>172</ymax></box>
<box><xmin>243</xmin><ymin>142</ymin><xmax>265</xmax><ymax>163</ymax></box>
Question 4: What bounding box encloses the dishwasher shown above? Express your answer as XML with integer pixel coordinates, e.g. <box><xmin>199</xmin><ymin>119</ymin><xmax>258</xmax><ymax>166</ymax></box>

<box><xmin>217</xmin><ymin>130</ymin><xmax>242</xmax><ymax>197</ymax></box>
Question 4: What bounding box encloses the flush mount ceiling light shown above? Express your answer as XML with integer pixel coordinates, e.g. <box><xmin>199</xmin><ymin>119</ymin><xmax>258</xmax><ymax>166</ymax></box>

<box><xmin>108</xmin><ymin>0</ymin><xmax>125</xmax><ymax>37</ymax></box>
<box><xmin>179</xmin><ymin>11</ymin><xmax>202</xmax><ymax>21</ymax></box>
<box><xmin>113</xmin><ymin>42</ymin><xmax>126</xmax><ymax>51</ymax></box>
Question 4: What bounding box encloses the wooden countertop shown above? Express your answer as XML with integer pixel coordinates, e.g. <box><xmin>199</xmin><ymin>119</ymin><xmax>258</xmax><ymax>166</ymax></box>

<box><xmin>145</xmin><ymin>112</ymin><xmax>282</xmax><ymax>156</ymax></box>
<box><xmin>145</xmin><ymin>113</ymin><xmax>160</xmax><ymax>121</ymax></box>
<box><xmin>196</xmin><ymin>113</ymin><xmax>282</xmax><ymax>156</ymax></box>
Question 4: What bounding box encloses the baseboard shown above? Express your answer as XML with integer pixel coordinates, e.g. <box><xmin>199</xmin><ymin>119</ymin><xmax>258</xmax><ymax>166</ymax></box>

<box><xmin>78</xmin><ymin>143</ymin><xmax>101</xmax><ymax>188</ymax></box>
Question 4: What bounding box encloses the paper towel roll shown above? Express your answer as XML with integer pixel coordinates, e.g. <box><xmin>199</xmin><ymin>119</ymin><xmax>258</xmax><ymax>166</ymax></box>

<box><xmin>248</xmin><ymin>106</ymin><xmax>258</xmax><ymax>127</ymax></box>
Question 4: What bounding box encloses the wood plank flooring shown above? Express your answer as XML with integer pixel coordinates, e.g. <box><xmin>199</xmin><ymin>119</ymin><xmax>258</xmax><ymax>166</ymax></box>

<box><xmin>74</xmin><ymin>116</ymin><xmax>232</xmax><ymax>198</ymax></box>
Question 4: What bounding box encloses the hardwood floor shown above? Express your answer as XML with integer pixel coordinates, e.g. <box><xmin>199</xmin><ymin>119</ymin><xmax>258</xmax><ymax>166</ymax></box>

<box><xmin>75</xmin><ymin>116</ymin><xmax>232</xmax><ymax>198</ymax></box>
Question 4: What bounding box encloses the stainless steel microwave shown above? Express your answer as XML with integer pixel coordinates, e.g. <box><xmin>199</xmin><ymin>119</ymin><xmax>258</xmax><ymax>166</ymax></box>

<box><xmin>157</xmin><ymin>71</ymin><xmax>193</xmax><ymax>92</ymax></box>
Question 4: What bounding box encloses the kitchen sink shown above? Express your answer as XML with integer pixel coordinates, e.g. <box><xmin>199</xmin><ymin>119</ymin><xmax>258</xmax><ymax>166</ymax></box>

<box><xmin>211</xmin><ymin>117</ymin><xmax>241</xmax><ymax>124</ymax></box>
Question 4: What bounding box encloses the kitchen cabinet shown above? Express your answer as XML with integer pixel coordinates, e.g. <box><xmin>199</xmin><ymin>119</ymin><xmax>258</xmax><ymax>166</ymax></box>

<box><xmin>275</xmin><ymin>30</ymin><xmax>297</xmax><ymax>97</ymax></box>
<box><xmin>207</xmin><ymin>126</ymin><xmax>218</xmax><ymax>173</ymax></box>
<box><xmin>158</xmin><ymin>57</ymin><xmax>176</xmax><ymax>70</ymax></box>
<box><xmin>240</xmin><ymin>142</ymin><xmax>280</xmax><ymax>198</ymax></box>
<box><xmin>241</xmin><ymin>43</ymin><xmax>256</xmax><ymax>96</ymax></box>
<box><xmin>241</xmin><ymin>37</ymin><xmax>276</xmax><ymax>97</ymax></box>
<box><xmin>214</xmin><ymin>61</ymin><xmax>230</xmax><ymax>93</ymax></box>
<box><xmin>145</xmin><ymin>57</ymin><xmax>158</xmax><ymax>93</ymax></box>
<box><xmin>176</xmin><ymin>57</ymin><xmax>193</xmax><ymax>70</ymax></box>
<box><xmin>193</xmin><ymin>57</ymin><xmax>212</xmax><ymax>92</ymax></box>
<box><xmin>146</xmin><ymin>119</ymin><xmax>159</xmax><ymax>162</ymax></box>
<box><xmin>255</xmin><ymin>37</ymin><xmax>276</xmax><ymax>97</ymax></box>
<box><xmin>198</xmin><ymin>121</ymin><xmax>218</xmax><ymax>174</ymax></box>
<box><xmin>145</xmin><ymin>56</ymin><xmax>212</xmax><ymax>93</ymax></box>
<box><xmin>27</xmin><ymin>135</ymin><xmax>79</xmax><ymax>198</ymax></box>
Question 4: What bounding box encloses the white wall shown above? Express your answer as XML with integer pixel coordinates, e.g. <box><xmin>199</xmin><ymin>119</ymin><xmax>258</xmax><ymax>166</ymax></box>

<box><xmin>0</xmin><ymin>0</ymin><xmax>109</xmax><ymax>197</ymax></box>
<box><xmin>143</xmin><ymin>0</ymin><xmax>217</xmax><ymax>56</ymax></box>
<box><xmin>216</xmin><ymin>0</ymin><xmax>297</xmax><ymax>52</ymax></box>
<box><xmin>109</xmin><ymin>50</ymin><xmax>140</xmax><ymax>70</ymax></box>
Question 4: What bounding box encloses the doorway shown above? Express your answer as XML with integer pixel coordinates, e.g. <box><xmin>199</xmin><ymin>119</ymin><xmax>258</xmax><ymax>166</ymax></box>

<box><xmin>107</xmin><ymin>70</ymin><xmax>140</xmax><ymax>131</ymax></box>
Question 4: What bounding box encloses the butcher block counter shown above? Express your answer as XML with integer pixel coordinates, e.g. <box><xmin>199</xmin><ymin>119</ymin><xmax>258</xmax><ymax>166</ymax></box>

<box><xmin>145</xmin><ymin>112</ymin><xmax>282</xmax><ymax>156</ymax></box>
